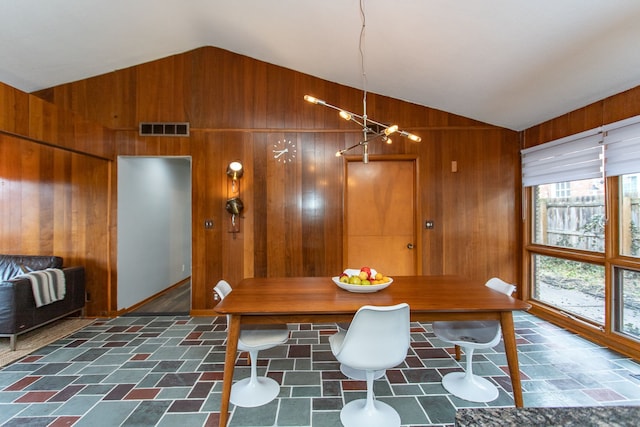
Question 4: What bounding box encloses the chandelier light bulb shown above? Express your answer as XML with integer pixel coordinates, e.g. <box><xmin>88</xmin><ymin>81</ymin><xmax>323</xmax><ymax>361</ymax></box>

<box><xmin>407</xmin><ymin>133</ymin><xmax>421</xmax><ymax>142</ymax></box>
<box><xmin>384</xmin><ymin>125</ymin><xmax>399</xmax><ymax>136</ymax></box>
<box><xmin>339</xmin><ymin>110</ymin><xmax>352</xmax><ymax>121</ymax></box>
<box><xmin>304</xmin><ymin>95</ymin><xmax>326</xmax><ymax>105</ymax></box>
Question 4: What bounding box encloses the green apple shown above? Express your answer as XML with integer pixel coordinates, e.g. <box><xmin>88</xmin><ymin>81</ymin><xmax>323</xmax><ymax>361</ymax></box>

<box><xmin>348</xmin><ymin>276</ymin><xmax>361</xmax><ymax>285</ymax></box>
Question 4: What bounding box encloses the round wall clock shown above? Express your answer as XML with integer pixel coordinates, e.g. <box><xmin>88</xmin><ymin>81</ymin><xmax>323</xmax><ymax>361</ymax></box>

<box><xmin>272</xmin><ymin>140</ymin><xmax>296</xmax><ymax>163</ymax></box>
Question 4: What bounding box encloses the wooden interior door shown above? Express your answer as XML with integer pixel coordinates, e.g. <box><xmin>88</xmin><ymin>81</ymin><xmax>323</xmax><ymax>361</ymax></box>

<box><xmin>345</xmin><ymin>159</ymin><xmax>418</xmax><ymax>276</ymax></box>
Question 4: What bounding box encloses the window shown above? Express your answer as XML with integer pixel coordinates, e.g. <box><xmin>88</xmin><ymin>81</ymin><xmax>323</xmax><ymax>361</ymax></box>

<box><xmin>523</xmin><ymin>131</ymin><xmax>606</xmax><ymax>326</ymax></box>
<box><xmin>533</xmin><ymin>255</ymin><xmax>605</xmax><ymax>323</ymax></box>
<box><xmin>620</xmin><ymin>173</ymin><xmax>640</xmax><ymax>258</ymax></box>
<box><xmin>523</xmin><ymin>115</ymin><xmax>640</xmax><ymax>353</ymax></box>
<box><xmin>531</xmin><ymin>178</ymin><xmax>605</xmax><ymax>324</ymax></box>
<box><xmin>604</xmin><ymin>117</ymin><xmax>640</xmax><ymax>259</ymax></box>
<box><xmin>554</xmin><ymin>182</ymin><xmax>571</xmax><ymax>198</ymax></box>
<box><xmin>533</xmin><ymin>179</ymin><xmax>605</xmax><ymax>252</ymax></box>
<box><xmin>615</xmin><ymin>268</ymin><xmax>640</xmax><ymax>339</ymax></box>
<box><xmin>604</xmin><ymin>118</ymin><xmax>640</xmax><ymax>342</ymax></box>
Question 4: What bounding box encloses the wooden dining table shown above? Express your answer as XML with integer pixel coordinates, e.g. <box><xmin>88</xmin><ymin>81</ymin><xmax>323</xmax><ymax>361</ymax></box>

<box><xmin>213</xmin><ymin>275</ymin><xmax>531</xmax><ymax>426</ymax></box>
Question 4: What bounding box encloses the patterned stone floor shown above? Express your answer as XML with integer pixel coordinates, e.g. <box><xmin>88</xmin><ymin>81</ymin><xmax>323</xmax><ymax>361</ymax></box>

<box><xmin>1</xmin><ymin>311</ymin><xmax>640</xmax><ymax>426</ymax></box>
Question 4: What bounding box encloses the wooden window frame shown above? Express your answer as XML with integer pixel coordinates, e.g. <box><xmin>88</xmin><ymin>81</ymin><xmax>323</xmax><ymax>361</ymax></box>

<box><xmin>522</xmin><ymin>176</ymin><xmax>640</xmax><ymax>360</ymax></box>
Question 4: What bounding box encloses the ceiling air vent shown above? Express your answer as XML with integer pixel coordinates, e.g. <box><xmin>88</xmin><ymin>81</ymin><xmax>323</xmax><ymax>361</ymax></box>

<box><xmin>139</xmin><ymin>122</ymin><xmax>190</xmax><ymax>137</ymax></box>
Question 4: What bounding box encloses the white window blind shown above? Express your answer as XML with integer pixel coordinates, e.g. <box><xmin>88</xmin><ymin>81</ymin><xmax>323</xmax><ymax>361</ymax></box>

<box><xmin>521</xmin><ymin>129</ymin><xmax>603</xmax><ymax>187</ymax></box>
<box><xmin>603</xmin><ymin>116</ymin><xmax>640</xmax><ymax>176</ymax></box>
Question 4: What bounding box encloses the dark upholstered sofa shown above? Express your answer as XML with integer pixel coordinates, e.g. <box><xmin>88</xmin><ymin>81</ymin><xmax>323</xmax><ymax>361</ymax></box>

<box><xmin>0</xmin><ymin>254</ymin><xmax>85</xmax><ymax>350</ymax></box>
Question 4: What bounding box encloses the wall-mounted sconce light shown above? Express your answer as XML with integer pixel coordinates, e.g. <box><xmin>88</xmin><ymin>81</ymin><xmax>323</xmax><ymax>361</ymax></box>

<box><xmin>226</xmin><ymin>161</ymin><xmax>243</xmax><ymax>194</ymax></box>
<box><xmin>226</xmin><ymin>161</ymin><xmax>244</xmax><ymax>233</ymax></box>
<box><xmin>225</xmin><ymin>197</ymin><xmax>244</xmax><ymax>233</ymax></box>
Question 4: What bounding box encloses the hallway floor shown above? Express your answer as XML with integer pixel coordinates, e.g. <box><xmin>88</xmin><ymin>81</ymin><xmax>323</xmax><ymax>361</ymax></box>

<box><xmin>127</xmin><ymin>281</ymin><xmax>191</xmax><ymax>316</ymax></box>
<box><xmin>0</xmin><ymin>311</ymin><xmax>639</xmax><ymax>426</ymax></box>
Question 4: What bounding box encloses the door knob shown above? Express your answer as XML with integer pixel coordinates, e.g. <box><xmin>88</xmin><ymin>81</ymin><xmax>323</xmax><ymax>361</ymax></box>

<box><xmin>407</xmin><ymin>243</ymin><xmax>414</xmax><ymax>249</ymax></box>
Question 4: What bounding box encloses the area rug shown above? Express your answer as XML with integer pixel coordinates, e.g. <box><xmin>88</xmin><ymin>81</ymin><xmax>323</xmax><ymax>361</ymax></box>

<box><xmin>0</xmin><ymin>317</ymin><xmax>95</xmax><ymax>367</ymax></box>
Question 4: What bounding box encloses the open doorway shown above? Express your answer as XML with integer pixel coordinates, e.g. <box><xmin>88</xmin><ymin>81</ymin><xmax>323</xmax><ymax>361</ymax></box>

<box><xmin>117</xmin><ymin>156</ymin><xmax>192</xmax><ymax>315</ymax></box>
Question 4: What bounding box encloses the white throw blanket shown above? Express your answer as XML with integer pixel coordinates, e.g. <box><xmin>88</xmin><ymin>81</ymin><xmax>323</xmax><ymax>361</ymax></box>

<box><xmin>21</xmin><ymin>268</ymin><xmax>67</xmax><ymax>307</ymax></box>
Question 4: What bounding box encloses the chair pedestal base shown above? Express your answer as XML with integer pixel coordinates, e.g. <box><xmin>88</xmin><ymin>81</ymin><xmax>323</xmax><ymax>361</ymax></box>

<box><xmin>442</xmin><ymin>371</ymin><xmax>498</xmax><ymax>403</ymax></box>
<box><xmin>340</xmin><ymin>398</ymin><xmax>400</xmax><ymax>427</ymax></box>
<box><xmin>230</xmin><ymin>376</ymin><xmax>280</xmax><ymax>408</ymax></box>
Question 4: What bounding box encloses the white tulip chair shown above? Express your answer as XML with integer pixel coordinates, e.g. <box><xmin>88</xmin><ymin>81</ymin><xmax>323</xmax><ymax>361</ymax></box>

<box><xmin>432</xmin><ymin>277</ymin><xmax>516</xmax><ymax>402</ymax></box>
<box><xmin>329</xmin><ymin>303</ymin><xmax>410</xmax><ymax>427</ymax></box>
<box><xmin>214</xmin><ymin>280</ymin><xmax>289</xmax><ymax>407</ymax></box>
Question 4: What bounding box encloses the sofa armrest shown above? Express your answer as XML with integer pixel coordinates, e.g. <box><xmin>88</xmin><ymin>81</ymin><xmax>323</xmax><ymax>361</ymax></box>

<box><xmin>0</xmin><ymin>278</ymin><xmax>31</xmax><ymax>334</ymax></box>
<box><xmin>0</xmin><ymin>281</ymin><xmax>19</xmax><ymax>333</ymax></box>
<box><xmin>62</xmin><ymin>266</ymin><xmax>86</xmax><ymax>309</ymax></box>
<box><xmin>0</xmin><ymin>265</ymin><xmax>86</xmax><ymax>335</ymax></box>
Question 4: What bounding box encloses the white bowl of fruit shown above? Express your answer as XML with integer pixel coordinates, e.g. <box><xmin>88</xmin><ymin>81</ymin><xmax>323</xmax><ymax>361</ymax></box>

<box><xmin>332</xmin><ymin>267</ymin><xmax>393</xmax><ymax>293</ymax></box>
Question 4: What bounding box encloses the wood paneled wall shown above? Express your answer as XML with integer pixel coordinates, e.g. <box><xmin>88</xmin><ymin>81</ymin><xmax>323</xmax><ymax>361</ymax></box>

<box><xmin>32</xmin><ymin>46</ymin><xmax>521</xmax><ymax>314</ymax></box>
<box><xmin>0</xmin><ymin>82</ymin><xmax>114</xmax><ymax>316</ymax></box>
<box><xmin>523</xmin><ymin>85</ymin><xmax>640</xmax><ymax>147</ymax></box>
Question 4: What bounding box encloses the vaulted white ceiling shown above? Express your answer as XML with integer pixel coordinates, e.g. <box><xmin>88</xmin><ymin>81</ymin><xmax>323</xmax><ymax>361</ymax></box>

<box><xmin>1</xmin><ymin>0</ymin><xmax>640</xmax><ymax>130</ymax></box>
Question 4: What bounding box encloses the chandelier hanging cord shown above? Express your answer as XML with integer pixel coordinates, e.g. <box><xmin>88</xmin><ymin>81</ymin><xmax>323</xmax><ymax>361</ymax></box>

<box><xmin>359</xmin><ymin>0</ymin><xmax>368</xmax><ymax>139</ymax></box>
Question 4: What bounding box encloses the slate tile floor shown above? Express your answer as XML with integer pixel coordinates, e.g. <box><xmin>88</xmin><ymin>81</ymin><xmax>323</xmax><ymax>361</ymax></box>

<box><xmin>1</xmin><ymin>311</ymin><xmax>640</xmax><ymax>426</ymax></box>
